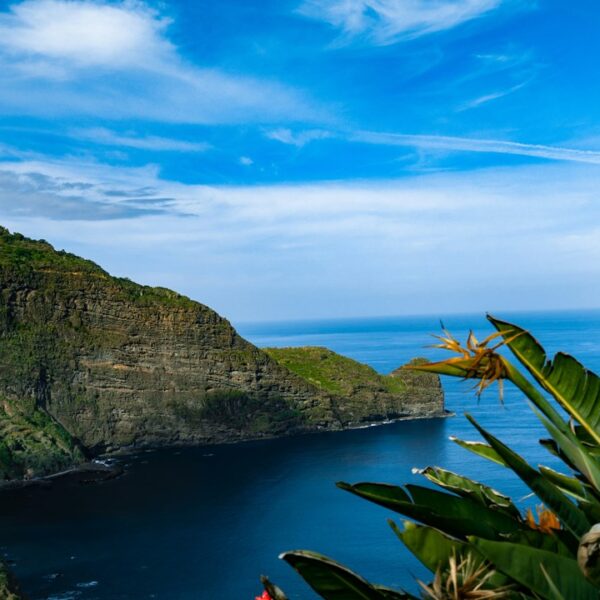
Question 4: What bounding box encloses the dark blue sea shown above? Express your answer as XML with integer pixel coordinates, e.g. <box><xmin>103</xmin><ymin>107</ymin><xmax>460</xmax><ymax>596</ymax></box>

<box><xmin>1</xmin><ymin>310</ymin><xmax>600</xmax><ymax>600</ymax></box>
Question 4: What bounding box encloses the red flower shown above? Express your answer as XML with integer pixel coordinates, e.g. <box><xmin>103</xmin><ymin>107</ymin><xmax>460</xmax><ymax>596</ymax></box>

<box><xmin>255</xmin><ymin>591</ymin><xmax>272</xmax><ymax>600</ymax></box>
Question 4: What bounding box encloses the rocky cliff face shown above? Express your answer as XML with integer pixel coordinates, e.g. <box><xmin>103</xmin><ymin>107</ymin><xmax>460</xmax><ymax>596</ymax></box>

<box><xmin>265</xmin><ymin>347</ymin><xmax>445</xmax><ymax>425</ymax></box>
<box><xmin>0</xmin><ymin>227</ymin><xmax>444</xmax><ymax>479</ymax></box>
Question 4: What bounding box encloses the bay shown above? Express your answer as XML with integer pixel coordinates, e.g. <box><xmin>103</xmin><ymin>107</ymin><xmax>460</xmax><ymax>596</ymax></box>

<box><xmin>1</xmin><ymin>310</ymin><xmax>599</xmax><ymax>599</ymax></box>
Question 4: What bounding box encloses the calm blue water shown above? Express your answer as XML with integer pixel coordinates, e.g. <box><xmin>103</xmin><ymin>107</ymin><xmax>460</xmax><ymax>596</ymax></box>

<box><xmin>1</xmin><ymin>310</ymin><xmax>600</xmax><ymax>600</ymax></box>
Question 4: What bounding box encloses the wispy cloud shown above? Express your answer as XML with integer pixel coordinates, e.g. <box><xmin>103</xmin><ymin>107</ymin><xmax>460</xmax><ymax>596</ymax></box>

<box><xmin>351</xmin><ymin>131</ymin><xmax>600</xmax><ymax>165</ymax></box>
<box><xmin>297</xmin><ymin>0</ymin><xmax>502</xmax><ymax>45</ymax></box>
<box><xmin>263</xmin><ymin>126</ymin><xmax>600</xmax><ymax>166</ymax></box>
<box><xmin>0</xmin><ymin>0</ymin><xmax>319</xmax><ymax>123</ymax></box>
<box><xmin>458</xmin><ymin>80</ymin><xmax>530</xmax><ymax>111</ymax></box>
<box><xmin>72</xmin><ymin>128</ymin><xmax>211</xmax><ymax>153</ymax></box>
<box><xmin>0</xmin><ymin>169</ymin><xmax>170</xmax><ymax>220</ymax></box>
<box><xmin>1</xmin><ymin>156</ymin><xmax>599</xmax><ymax>319</ymax></box>
<box><xmin>265</xmin><ymin>128</ymin><xmax>334</xmax><ymax>147</ymax></box>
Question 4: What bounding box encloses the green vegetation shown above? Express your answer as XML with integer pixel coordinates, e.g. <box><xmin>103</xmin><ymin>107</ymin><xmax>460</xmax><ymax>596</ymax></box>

<box><xmin>260</xmin><ymin>316</ymin><xmax>600</xmax><ymax>599</ymax></box>
<box><xmin>0</xmin><ymin>396</ymin><xmax>84</xmax><ymax>480</ymax></box>
<box><xmin>0</xmin><ymin>226</ymin><xmax>198</xmax><ymax>309</ymax></box>
<box><xmin>0</xmin><ymin>226</ymin><xmax>105</xmax><ymax>275</ymax></box>
<box><xmin>265</xmin><ymin>346</ymin><xmax>406</xmax><ymax>395</ymax></box>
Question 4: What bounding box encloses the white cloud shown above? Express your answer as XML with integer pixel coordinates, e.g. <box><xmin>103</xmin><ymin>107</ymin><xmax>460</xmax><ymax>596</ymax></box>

<box><xmin>1</xmin><ymin>156</ymin><xmax>599</xmax><ymax>319</ymax></box>
<box><xmin>266</xmin><ymin>128</ymin><xmax>334</xmax><ymax>147</ymax></box>
<box><xmin>239</xmin><ymin>156</ymin><xmax>254</xmax><ymax>166</ymax></box>
<box><xmin>351</xmin><ymin>131</ymin><xmax>600</xmax><ymax>165</ymax></box>
<box><xmin>72</xmin><ymin>128</ymin><xmax>211</xmax><ymax>152</ymax></box>
<box><xmin>298</xmin><ymin>0</ymin><xmax>502</xmax><ymax>45</ymax></box>
<box><xmin>0</xmin><ymin>0</ymin><xmax>173</xmax><ymax>69</ymax></box>
<box><xmin>0</xmin><ymin>0</ymin><xmax>319</xmax><ymax>123</ymax></box>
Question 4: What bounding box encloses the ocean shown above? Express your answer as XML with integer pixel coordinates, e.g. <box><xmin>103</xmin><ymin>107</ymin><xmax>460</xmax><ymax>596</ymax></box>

<box><xmin>1</xmin><ymin>310</ymin><xmax>599</xmax><ymax>599</ymax></box>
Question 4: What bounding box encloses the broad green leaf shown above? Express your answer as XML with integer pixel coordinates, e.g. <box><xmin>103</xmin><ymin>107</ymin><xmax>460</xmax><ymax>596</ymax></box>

<box><xmin>449</xmin><ymin>436</ymin><xmax>507</xmax><ymax>466</ymax></box>
<box><xmin>280</xmin><ymin>550</ymin><xmax>416</xmax><ymax>600</ymax></box>
<box><xmin>579</xmin><ymin>499</ymin><xmax>600</xmax><ymax>525</ymax></box>
<box><xmin>406</xmin><ymin>484</ymin><xmax>521</xmax><ymax>533</ymax></box>
<box><xmin>471</xmin><ymin>538</ymin><xmax>598</xmax><ymax>600</ymax></box>
<box><xmin>338</xmin><ymin>481</ymin><xmax>494</xmax><ymax>539</ymax></box>
<box><xmin>504</xmin><ymin>529</ymin><xmax>573</xmax><ymax>558</ymax></box>
<box><xmin>489</xmin><ymin>315</ymin><xmax>600</xmax><ymax>446</ymax></box>
<box><xmin>534</xmin><ymin>408</ymin><xmax>600</xmax><ymax>491</ymax></box>
<box><xmin>466</xmin><ymin>415</ymin><xmax>590</xmax><ymax>539</ymax></box>
<box><xmin>539</xmin><ymin>439</ymin><xmax>580</xmax><ymax>473</ymax></box>
<box><xmin>390</xmin><ymin>521</ymin><xmax>515</xmax><ymax>590</ymax></box>
<box><xmin>540</xmin><ymin>564</ymin><xmax>568</xmax><ymax>600</ymax></box>
<box><xmin>336</xmin><ymin>482</ymin><xmax>411</xmax><ymax>505</ymax></box>
<box><xmin>337</xmin><ymin>481</ymin><xmax>520</xmax><ymax>539</ymax></box>
<box><xmin>417</xmin><ymin>465</ymin><xmax>520</xmax><ymax>517</ymax></box>
<box><xmin>389</xmin><ymin>520</ymin><xmax>465</xmax><ymax>572</ymax></box>
<box><xmin>373</xmin><ymin>586</ymin><xmax>418</xmax><ymax>599</ymax></box>
<box><xmin>539</xmin><ymin>466</ymin><xmax>588</xmax><ymax>502</ymax></box>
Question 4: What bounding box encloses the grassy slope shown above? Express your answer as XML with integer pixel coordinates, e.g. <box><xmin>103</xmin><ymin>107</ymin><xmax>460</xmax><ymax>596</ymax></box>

<box><xmin>264</xmin><ymin>346</ymin><xmax>406</xmax><ymax>396</ymax></box>
<box><xmin>0</xmin><ymin>226</ymin><xmax>197</xmax><ymax>309</ymax></box>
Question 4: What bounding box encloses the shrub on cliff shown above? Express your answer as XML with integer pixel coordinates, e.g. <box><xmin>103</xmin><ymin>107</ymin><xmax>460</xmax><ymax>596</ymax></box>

<box><xmin>261</xmin><ymin>315</ymin><xmax>600</xmax><ymax>599</ymax></box>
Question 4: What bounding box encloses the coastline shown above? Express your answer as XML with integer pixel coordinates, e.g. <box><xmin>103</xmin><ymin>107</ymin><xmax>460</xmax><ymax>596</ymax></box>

<box><xmin>0</xmin><ymin>409</ymin><xmax>452</xmax><ymax>491</ymax></box>
<box><xmin>0</xmin><ymin>461</ymin><xmax>124</xmax><ymax>492</ymax></box>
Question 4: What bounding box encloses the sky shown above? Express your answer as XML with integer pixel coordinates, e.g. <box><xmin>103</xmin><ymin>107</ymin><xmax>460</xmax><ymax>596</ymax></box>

<box><xmin>0</xmin><ymin>0</ymin><xmax>599</xmax><ymax>322</ymax></box>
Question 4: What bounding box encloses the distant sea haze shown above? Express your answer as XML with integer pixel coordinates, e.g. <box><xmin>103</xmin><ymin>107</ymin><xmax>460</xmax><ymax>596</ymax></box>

<box><xmin>1</xmin><ymin>310</ymin><xmax>598</xmax><ymax>599</ymax></box>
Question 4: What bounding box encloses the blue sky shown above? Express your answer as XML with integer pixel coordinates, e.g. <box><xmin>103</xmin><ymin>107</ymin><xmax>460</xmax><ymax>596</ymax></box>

<box><xmin>0</xmin><ymin>0</ymin><xmax>599</xmax><ymax>321</ymax></box>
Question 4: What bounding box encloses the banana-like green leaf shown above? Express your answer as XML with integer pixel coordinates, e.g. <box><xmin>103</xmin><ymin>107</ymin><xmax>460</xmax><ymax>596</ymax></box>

<box><xmin>489</xmin><ymin>315</ymin><xmax>600</xmax><ymax>446</ymax></box>
<box><xmin>337</xmin><ymin>481</ymin><xmax>520</xmax><ymax>539</ymax></box>
<box><xmin>373</xmin><ymin>586</ymin><xmax>418</xmax><ymax>599</ymax></box>
<box><xmin>539</xmin><ymin>466</ymin><xmax>589</xmax><ymax>502</ymax></box>
<box><xmin>471</xmin><ymin>538</ymin><xmax>598</xmax><ymax>600</ymax></box>
<box><xmin>539</xmin><ymin>439</ymin><xmax>581</xmax><ymax>474</ymax></box>
<box><xmin>406</xmin><ymin>484</ymin><xmax>521</xmax><ymax>532</ymax></box>
<box><xmin>534</xmin><ymin>408</ymin><xmax>600</xmax><ymax>491</ymax></box>
<box><xmin>466</xmin><ymin>415</ymin><xmax>591</xmax><ymax>539</ymax></box>
<box><xmin>539</xmin><ymin>564</ymin><xmax>568</xmax><ymax>600</ymax></box>
<box><xmin>504</xmin><ymin>529</ymin><xmax>573</xmax><ymax>558</ymax></box>
<box><xmin>579</xmin><ymin>499</ymin><xmax>600</xmax><ymax>526</ymax></box>
<box><xmin>338</xmin><ymin>481</ymin><xmax>492</xmax><ymax>539</ymax></box>
<box><xmin>336</xmin><ymin>482</ymin><xmax>412</xmax><ymax>505</ymax></box>
<box><xmin>389</xmin><ymin>520</ymin><xmax>465</xmax><ymax>572</ymax></box>
<box><xmin>280</xmin><ymin>550</ymin><xmax>417</xmax><ymax>600</ymax></box>
<box><xmin>417</xmin><ymin>466</ymin><xmax>520</xmax><ymax>518</ymax></box>
<box><xmin>449</xmin><ymin>436</ymin><xmax>507</xmax><ymax>466</ymax></box>
<box><xmin>389</xmin><ymin>521</ymin><xmax>515</xmax><ymax>590</ymax></box>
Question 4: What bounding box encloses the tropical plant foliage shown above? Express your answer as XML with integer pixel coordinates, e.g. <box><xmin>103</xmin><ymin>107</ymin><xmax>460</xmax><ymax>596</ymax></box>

<box><xmin>259</xmin><ymin>315</ymin><xmax>600</xmax><ymax>599</ymax></box>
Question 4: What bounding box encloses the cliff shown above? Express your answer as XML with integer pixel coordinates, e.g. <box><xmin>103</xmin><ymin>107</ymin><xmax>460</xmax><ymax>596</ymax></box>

<box><xmin>265</xmin><ymin>348</ymin><xmax>444</xmax><ymax>424</ymax></box>
<box><xmin>0</xmin><ymin>227</ymin><xmax>444</xmax><ymax>480</ymax></box>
